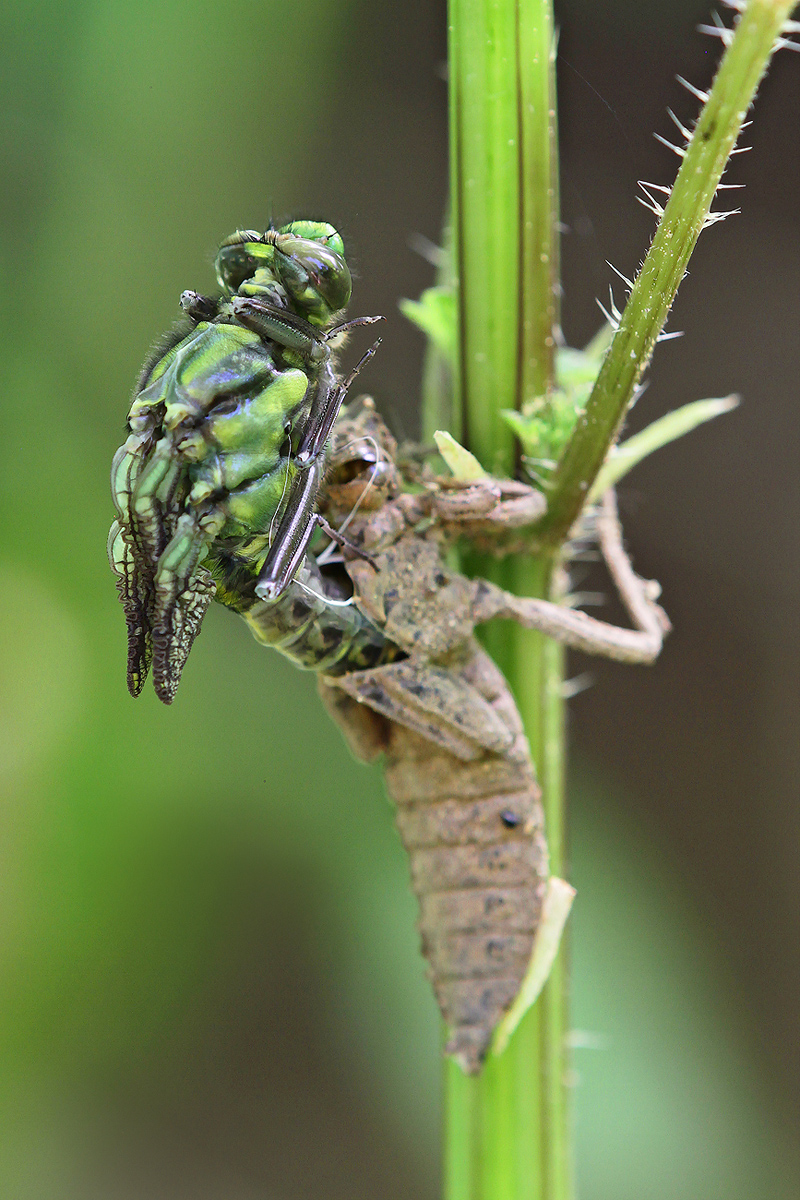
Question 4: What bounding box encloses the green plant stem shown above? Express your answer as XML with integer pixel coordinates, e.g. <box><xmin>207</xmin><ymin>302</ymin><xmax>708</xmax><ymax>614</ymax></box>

<box><xmin>443</xmin><ymin>1</ymin><xmax>565</xmax><ymax>1196</ymax></box>
<box><xmin>447</xmin><ymin>0</ymin><xmax>558</xmax><ymax>473</ymax></box>
<box><xmin>541</xmin><ymin>0</ymin><xmax>796</xmax><ymax>545</ymax></box>
<box><xmin>518</xmin><ymin>8</ymin><xmax>559</xmax><ymax>407</ymax></box>
<box><xmin>444</xmin><ymin>555</ymin><xmax>568</xmax><ymax>1200</ymax></box>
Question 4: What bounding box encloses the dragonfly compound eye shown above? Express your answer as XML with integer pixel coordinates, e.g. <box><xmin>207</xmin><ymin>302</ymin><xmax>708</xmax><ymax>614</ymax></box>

<box><xmin>214</xmin><ymin>232</ymin><xmax>274</xmax><ymax>294</ymax></box>
<box><xmin>271</xmin><ymin>232</ymin><xmax>352</xmax><ymax>325</ymax></box>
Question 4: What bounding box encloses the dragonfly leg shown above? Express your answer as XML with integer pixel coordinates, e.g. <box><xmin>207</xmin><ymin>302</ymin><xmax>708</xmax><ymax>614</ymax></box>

<box><xmin>254</xmin><ymin>458</ymin><xmax>325</xmax><ymax>601</ymax></box>
<box><xmin>179</xmin><ymin>291</ymin><xmax>221</xmax><ymax>322</ymax></box>
<box><xmin>231</xmin><ymin>293</ymin><xmax>382</xmax><ymax>466</ymax></box>
<box><xmin>295</xmin><ymin>337</ymin><xmax>382</xmax><ymax>466</ymax></box>
<box><xmin>254</xmin><ymin>342</ymin><xmax>382</xmax><ymax>601</ymax></box>
<box><xmin>316</xmin><ymin>514</ymin><xmax>377</xmax><ymax>567</ymax></box>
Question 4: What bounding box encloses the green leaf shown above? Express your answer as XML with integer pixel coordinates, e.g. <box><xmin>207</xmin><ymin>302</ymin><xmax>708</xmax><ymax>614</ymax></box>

<box><xmin>433</xmin><ymin>430</ymin><xmax>488</xmax><ymax>480</ymax></box>
<box><xmin>588</xmin><ymin>395</ymin><xmax>738</xmax><ymax>502</ymax></box>
<box><xmin>556</xmin><ymin>328</ymin><xmax>612</xmax><ymax>387</ymax></box>
<box><xmin>399</xmin><ymin>286</ymin><xmax>456</xmax><ymax>367</ymax></box>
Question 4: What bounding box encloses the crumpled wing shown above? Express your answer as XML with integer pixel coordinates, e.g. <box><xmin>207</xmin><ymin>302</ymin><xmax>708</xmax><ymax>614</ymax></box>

<box><xmin>151</xmin><ymin>561</ymin><xmax>216</xmax><ymax>704</ymax></box>
<box><xmin>110</xmin><ymin>431</ymin><xmax>216</xmax><ymax>703</ymax></box>
<box><xmin>108</xmin><ymin>519</ymin><xmax>153</xmax><ymax>697</ymax></box>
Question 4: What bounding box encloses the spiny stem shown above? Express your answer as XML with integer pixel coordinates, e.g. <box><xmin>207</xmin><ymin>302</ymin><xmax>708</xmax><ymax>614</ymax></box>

<box><xmin>541</xmin><ymin>0</ymin><xmax>797</xmax><ymax>545</ymax></box>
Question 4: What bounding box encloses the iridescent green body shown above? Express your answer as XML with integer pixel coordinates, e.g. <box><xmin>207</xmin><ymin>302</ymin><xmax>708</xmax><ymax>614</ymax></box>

<box><xmin>109</xmin><ymin>220</ymin><xmax>387</xmax><ymax>701</ymax></box>
<box><xmin>208</xmin><ymin>547</ymin><xmax>396</xmax><ymax>676</ymax></box>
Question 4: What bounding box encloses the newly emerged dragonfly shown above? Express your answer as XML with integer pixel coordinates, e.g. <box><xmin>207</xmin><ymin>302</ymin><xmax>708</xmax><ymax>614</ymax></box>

<box><xmin>109</xmin><ymin>221</ymin><xmax>382</xmax><ymax>702</ymax></box>
<box><xmin>110</xmin><ymin>225</ymin><xmax>669</xmax><ymax>1071</ymax></box>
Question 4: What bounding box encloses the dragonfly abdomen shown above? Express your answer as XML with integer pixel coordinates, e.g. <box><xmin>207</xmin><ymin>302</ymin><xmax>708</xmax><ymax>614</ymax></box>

<box><xmin>212</xmin><ymin>550</ymin><xmax>403</xmax><ymax>675</ymax></box>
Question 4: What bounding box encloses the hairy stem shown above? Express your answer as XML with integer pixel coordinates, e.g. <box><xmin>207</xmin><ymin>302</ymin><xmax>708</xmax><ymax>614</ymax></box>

<box><xmin>541</xmin><ymin>0</ymin><xmax>797</xmax><ymax>544</ymax></box>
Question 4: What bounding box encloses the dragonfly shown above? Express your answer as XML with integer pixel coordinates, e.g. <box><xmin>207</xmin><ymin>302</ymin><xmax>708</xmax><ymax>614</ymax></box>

<box><xmin>109</xmin><ymin>226</ymin><xmax>669</xmax><ymax>1071</ymax></box>
<box><xmin>109</xmin><ymin>220</ymin><xmax>382</xmax><ymax>702</ymax></box>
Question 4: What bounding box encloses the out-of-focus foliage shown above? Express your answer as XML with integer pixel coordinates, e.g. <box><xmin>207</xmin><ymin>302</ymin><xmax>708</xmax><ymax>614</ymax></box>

<box><xmin>0</xmin><ymin>2</ymin><xmax>796</xmax><ymax>1197</ymax></box>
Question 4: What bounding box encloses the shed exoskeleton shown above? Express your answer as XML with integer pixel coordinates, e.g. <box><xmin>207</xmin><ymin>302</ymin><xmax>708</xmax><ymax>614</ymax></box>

<box><xmin>309</xmin><ymin>401</ymin><xmax>669</xmax><ymax>1071</ymax></box>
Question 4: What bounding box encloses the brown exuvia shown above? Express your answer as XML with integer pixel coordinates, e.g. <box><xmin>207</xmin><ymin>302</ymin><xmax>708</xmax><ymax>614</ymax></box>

<box><xmin>317</xmin><ymin>401</ymin><xmax>668</xmax><ymax>1072</ymax></box>
<box><xmin>320</xmin><ymin>633</ymin><xmax>549</xmax><ymax>1073</ymax></box>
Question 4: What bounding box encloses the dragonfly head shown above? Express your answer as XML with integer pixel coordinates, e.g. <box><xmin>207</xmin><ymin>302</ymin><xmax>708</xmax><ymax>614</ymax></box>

<box><xmin>215</xmin><ymin>221</ymin><xmax>351</xmax><ymax>327</ymax></box>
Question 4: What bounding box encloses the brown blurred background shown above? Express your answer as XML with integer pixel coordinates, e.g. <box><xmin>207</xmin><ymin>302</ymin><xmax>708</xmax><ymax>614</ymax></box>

<box><xmin>0</xmin><ymin>1</ymin><xmax>797</xmax><ymax>1196</ymax></box>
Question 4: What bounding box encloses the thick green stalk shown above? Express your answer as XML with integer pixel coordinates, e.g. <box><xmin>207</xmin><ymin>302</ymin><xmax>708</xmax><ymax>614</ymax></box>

<box><xmin>447</xmin><ymin>0</ymin><xmax>558</xmax><ymax>471</ymax></box>
<box><xmin>443</xmin><ymin>1</ymin><xmax>565</xmax><ymax>1197</ymax></box>
<box><xmin>443</xmin><ymin>556</ymin><xmax>568</xmax><ymax>1200</ymax></box>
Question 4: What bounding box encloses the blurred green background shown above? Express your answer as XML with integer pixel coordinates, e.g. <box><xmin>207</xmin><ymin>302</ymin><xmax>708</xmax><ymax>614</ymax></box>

<box><xmin>1</xmin><ymin>1</ymin><xmax>797</xmax><ymax>1196</ymax></box>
